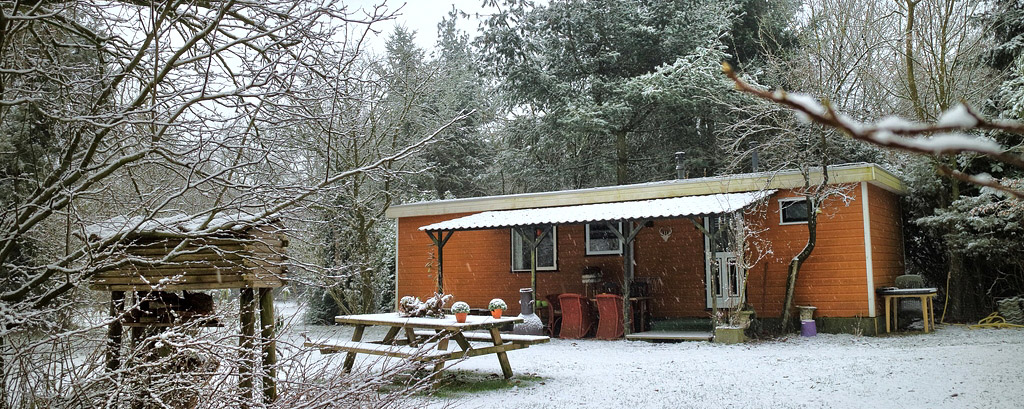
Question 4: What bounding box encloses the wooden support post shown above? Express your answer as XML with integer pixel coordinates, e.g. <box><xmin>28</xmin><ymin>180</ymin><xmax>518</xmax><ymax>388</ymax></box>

<box><xmin>432</xmin><ymin>334</ymin><xmax>451</xmax><ymax>382</ymax></box>
<box><xmin>106</xmin><ymin>291</ymin><xmax>125</xmax><ymax>372</ymax></box>
<box><xmin>382</xmin><ymin>326</ymin><xmax>401</xmax><ymax>344</ymax></box>
<box><xmin>621</xmin><ymin>221</ymin><xmax>634</xmax><ymax>336</ymax></box>
<box><xmin>884</xmin><ymin>296</ymin><xmax>891</xmax><ymax>333</ymax></box>
<box><xmin>427</xmin><ymin>231</ymin><xmax>454</xmax><ymax>294</ymax></box>
<box><xmin>342</xmin><ymin>324</ymin><xmax>366</xmax><ymax>372</ymax></box>
<box><xmin>513</xmin><ymin>225</ymin><xmax>551</xmax><ymax>298</ymax></box>
<box><xmin>607</xmin><ymin>220</ymin><xmax>646</xmax><ymax>336</ymax></box>
<box><xmin>404</xmin><ymin>327</ymin><xmax>419</xmax><ymax>347</ymax></box>
<box><xmin>239</xmin><ymin>288</ymin><xmax>256</xmax><ymax>409</ymax></box>
<box><xmin>490</xmin><ymin>327</ymin><xmax>513</xmax><ymax>379</ymax></box>
<box><xmin>258</xmin><ymin>288</ymin><xmax>277</xmax><ymax>403</ymax></box>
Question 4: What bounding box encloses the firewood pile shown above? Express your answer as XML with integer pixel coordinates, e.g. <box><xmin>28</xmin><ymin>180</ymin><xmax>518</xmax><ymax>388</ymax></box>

<box><xmin>128</xmin><ymin>291</ymin><xmax>219</xmax><ymax>326</ymax></box>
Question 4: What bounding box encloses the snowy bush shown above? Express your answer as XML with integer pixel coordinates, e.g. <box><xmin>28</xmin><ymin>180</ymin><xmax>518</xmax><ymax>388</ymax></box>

<box><xmin>488</xmin><ymin>298</ymin><xmax>507</xmax><ymax>311</ymax></box>
<box><xmin>451</xmin><ymin>301</ymin><xmax>471</xmax><ymax>314</ymax></box>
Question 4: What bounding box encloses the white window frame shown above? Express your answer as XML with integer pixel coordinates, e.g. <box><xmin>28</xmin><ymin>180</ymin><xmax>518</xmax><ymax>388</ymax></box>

<box><xmin>704</xmin><ymin>216</ymin><xmax>742</xmax><ymax>309</ymax></box>
<box><xmin>511</xmin><ymin>226</ymin><xmax>558</xmax><ymax>272</ymax></box>
<box><xmin>585</xmin><ymin>222</ymin><xmax>623</xmax><ymax>255</ymax></box>
<box><xmin>778</xmin><ymin>197</ymin><xmax>810</xmax><ymax>225</ymax></box>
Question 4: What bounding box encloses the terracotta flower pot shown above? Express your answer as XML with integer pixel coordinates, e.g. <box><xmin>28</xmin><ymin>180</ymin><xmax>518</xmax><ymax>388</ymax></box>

<box><xmin>491</xmin><ymin>309</ymin><xmax>503</xmax><ymax>319</ymax></box>
<box><xmin>455</xmin><ymin>312</ymin><xmax>468</xmax><ymax>323</ymax></box>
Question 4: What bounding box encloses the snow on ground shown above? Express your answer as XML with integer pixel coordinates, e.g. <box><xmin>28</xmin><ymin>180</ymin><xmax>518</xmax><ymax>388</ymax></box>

<box><xmin>416</xmin><ymin>327</ymin><xmax>1024</xmax><ymax>409</ymax></box>
<box><xmin>277</xmin><ymin>302</ymin><xmax>1024</xmax><ymax>408</ymax></box>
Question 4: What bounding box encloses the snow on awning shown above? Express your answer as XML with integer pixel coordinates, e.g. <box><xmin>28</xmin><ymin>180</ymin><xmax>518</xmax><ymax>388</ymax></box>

<box><xmin>419</xmin><ymin>190</ymin><xmax>775</xmax><ymax>232</ymax></box>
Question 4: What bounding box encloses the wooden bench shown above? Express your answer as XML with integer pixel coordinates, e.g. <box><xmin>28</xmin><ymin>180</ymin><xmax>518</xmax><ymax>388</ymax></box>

<box><xmin>414</xmin><ymin>330</ymin><xmax>550</xmax><ymax>346</ymax></box>
<box><xmin>304</xmin><ymin>341</ymin><xmax>452</xmax><ymax>362</ymax></box>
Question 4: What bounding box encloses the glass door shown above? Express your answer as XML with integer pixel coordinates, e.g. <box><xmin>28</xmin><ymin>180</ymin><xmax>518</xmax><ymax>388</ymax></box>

<box><xmin>705</xmin><ymin>216</ymin><xmax>743</xmax><ymax>308</ymax></box>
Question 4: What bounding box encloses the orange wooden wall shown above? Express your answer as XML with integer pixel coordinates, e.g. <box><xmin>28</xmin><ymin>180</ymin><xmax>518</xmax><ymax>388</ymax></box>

<box><xmin>867</xmin><ymin>183</ymin><xmax>905</xmax><ymax>295</ymax></box>
<box><xmin>395</xmin><ymin>183</ymin><xmax>905</xmax><ymax>318</ymax></box>
<box><xmin>745</xmin><ymin>185</ymin><xmax>869</xmax><ymax>318</ymax></box>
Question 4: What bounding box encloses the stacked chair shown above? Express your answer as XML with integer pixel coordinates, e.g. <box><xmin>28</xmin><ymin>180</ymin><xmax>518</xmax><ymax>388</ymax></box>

<box><xmin>557</xmin><ymin>293</ymin><xmax>592</xmax><ymax>339</ymax></box>
<box><xmin>595</xmin><ymin>294</ymin><xmax>632</xmax><ymax>339</ymax></box>
<box><xmin>545</xmin><ymin>294</ymin><xmax>562</xmax><ymax>337</ymax></box>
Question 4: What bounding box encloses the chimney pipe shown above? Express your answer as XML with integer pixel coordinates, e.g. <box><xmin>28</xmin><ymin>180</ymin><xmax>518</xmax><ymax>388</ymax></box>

<box><xmin>674</xmin><ymin>151</ymin><xmax>686</xmax><ymax>179</ymax></box>
<box><xmin>750</xmin><ymin>142</ymin><xmax>760</xmax><ymax>172</ymax></box>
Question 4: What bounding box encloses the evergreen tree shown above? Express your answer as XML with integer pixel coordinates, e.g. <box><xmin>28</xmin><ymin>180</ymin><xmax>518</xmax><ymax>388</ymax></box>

<box><xmin>415</xmin><ymin>14</ymin><xmax>496</xmax><ymax>198</ymax></box>
<box><xmin>477</xmin><ymin>0</ymin><xmax>740</xmax><ymax>189</ymax></box>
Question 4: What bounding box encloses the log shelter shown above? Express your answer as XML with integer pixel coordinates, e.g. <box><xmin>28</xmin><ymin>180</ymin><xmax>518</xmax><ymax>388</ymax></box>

<box><xmin>87</xmin><ymin>216</ymin><xmax>287</xmax><ymax>406</ymax></box>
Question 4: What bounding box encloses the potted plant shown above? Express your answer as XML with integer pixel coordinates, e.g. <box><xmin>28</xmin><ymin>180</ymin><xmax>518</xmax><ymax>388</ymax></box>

<box><xmin>488</xmin><ymin>298</ymin><xmax>507</xmax><ymax>318</ymax></box>
<box><xmin>451</xmin><ymin>301</ymin><xmax>471</xmax><ymax>323</ymax></box>
<box><xmin>731</xmin><ymin>307</ymin><xmax>755</xmax><ymax>329</ymax></box>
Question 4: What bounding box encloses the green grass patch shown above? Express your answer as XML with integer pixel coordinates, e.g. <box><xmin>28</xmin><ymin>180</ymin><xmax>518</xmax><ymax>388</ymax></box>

<box><xmin>430</xmin><ymin>370</ymin><xmax>543</xmax><ymax>398</ymax></box>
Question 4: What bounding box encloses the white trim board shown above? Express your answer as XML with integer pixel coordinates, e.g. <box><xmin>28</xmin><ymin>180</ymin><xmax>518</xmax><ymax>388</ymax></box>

<box><xmin>387</xmin><ymin>163</ymin><xmax>906</xmax><ymax>219</ymax></box>
<box><xmin>861</xmin><ymin>182</ymin><xmax>876</xmax><ymax>317</ymax></box>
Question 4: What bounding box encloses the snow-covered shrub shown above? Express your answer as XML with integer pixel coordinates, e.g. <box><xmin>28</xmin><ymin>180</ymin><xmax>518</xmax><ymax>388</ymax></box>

<box><xmin>304</xmin><ymin>287</ymin><xmax>340</xmax><ymax>325</ymax></box>
<box><xmin>451</xmin><ymin>301</ymin><xmax>471</xmax><ymax>314</ymax></box>
<box><xmin>916</xmin><ymin>180</ymin><xmax>1024</xmax><ymax>258</ymax></box>
<box><xmin>488</xmin><ymin>298</ymin><xmax>507</xmax><ymax>311</ymax></box>
<box><xmin>916</xmin><ymin>179</ymin><xmax>1024</xmax><ymax>300</ymax></box>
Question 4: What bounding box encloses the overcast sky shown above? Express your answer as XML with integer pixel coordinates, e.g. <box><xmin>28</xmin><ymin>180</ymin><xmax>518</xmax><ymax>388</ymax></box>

<box><xmin>348</xmin><ymin>1</ymin><xmax>494</xmax><ymax>53</ymax></box>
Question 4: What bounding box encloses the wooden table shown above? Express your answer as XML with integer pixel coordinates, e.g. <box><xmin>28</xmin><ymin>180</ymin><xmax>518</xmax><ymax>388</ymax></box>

<box><xmin>315</xmin><ymin>313</ymin><xmax>546</xmax><ymax>379</ymax></box>
<box><xmin>878</xmin><ymin>288</ymin><xmax>938</xmax><ymax>333</ymax></box>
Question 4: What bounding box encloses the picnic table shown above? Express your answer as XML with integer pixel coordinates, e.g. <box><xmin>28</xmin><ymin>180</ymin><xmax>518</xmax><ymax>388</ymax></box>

<box><xmin>306</xmin><ymin>313</ymin><xmax>548</xmax><ymax>379</ymax></box>
<box><xmin>877</xmin><ymin>287</ymin><xmax>938</xmax><ymax>333</ymax></box>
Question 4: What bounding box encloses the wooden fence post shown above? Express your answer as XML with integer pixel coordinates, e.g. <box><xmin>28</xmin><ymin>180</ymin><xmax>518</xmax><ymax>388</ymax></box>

<box><xmin>258</xmin><ymin>288</ymin><xmax>277</xmax><ymax>402</ymax></box>
<box><xmin>106</xmin><ymin>291</ymin><xmax>125</xmax><ymax>372</ymax></box>
<box><xmin>239</xmin><ymin>288</ymin><xmax>256</xmax><ymax>409</ymax></box>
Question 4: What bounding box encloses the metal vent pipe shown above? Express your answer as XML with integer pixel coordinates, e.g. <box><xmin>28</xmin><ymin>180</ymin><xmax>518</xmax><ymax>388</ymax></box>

<box><xmin>674</xmin><ymin>151</ymin><xmax>686</xmax><ymax>179</ymax></box>
<box><xmin>750</xmin><ymin>142</ymin><xmax>760</xmax><ymax>172</ymax></box>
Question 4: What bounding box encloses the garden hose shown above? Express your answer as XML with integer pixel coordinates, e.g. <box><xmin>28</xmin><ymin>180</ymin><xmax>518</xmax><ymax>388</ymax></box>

<box><xmin>967</xmin><ymin>312</ymin><xmax>1024</xmax><ymax>330</ymax></box>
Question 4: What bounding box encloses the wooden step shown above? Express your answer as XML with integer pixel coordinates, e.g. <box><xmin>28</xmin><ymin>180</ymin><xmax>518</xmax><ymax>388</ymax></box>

<box><xmin>626</xmin><ymin>330</ymin><xmax>713</xmax><ymax>342</ymax></box>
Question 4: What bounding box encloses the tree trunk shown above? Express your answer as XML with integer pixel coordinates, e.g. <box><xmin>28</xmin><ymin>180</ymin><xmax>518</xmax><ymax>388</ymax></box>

<box><xmin>903</xmin><ymin>0</ymin><xmax>926</xmax><ymax>120</ymax></box>
<box><xmin>615</xmin><ymin>129</ymin><xmax>628</xmax><ymax>185</ymax></box>
<box><xmin>943</xmin><ymin>252</ymin><xmax>985</xmax><ymax>322</ymax></box>
<box><xmin>1</xmin><ymin>334</ymin><xmax>6</xmax><ymax>409</ymax></box>
<box><xmin>780</xmin><ymin>205</ymin><xmax>817</xmax><ymax>333</ymax></box>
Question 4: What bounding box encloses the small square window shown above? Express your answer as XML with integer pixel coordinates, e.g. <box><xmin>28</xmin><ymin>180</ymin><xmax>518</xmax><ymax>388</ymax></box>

<box><xmin>779</xmin><ymin>198</ymin><xmax>809</xmax><ymax>224</ymax></box>
<box><xmin>586</xmin><ymin>222</ymin><xmax>622</xmax><ymax>255</ymax></box>
<box><xmin>511</xmin><ymin>227</ymin><xmax>557</xmax><ymax>271</ymax></box>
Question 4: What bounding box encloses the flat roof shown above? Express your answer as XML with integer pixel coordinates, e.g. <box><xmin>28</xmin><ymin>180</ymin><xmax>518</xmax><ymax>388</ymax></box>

<box><xmin>387</xmin><ymin>163</ymin><xmax>904</xmax><ymax>219</ymax></box>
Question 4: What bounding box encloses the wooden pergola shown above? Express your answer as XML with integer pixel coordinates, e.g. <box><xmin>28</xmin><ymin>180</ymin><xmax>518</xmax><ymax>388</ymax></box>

<box><xmin>88</xmin><ymin>218</ymin><xmax>287</xmax><ymax>407</ymax></box>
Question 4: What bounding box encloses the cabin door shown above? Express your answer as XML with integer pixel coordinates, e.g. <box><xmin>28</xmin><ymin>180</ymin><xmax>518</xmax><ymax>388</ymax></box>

<box><xmin>705</xmin><ymin>216</ymin><xmax>743</xmax><ymax>309</ymax></box>
<box><xmin>709</xmin><ymin>252</ymin><xmax>742</xmax><ymax>308</ymax></box>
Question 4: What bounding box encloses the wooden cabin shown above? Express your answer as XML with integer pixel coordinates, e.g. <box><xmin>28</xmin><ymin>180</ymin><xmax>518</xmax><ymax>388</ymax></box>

<box><xmin>386</xmin><ymin>163</ymin><xmax>906</xmax><ymax>336</ymax></box>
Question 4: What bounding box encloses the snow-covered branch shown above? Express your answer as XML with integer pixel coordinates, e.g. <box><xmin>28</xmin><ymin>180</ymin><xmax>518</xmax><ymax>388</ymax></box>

<box><xmin>723</xmin><ymin>62</ymin><xmax>1024</xmax><ymax>198</ymax></box>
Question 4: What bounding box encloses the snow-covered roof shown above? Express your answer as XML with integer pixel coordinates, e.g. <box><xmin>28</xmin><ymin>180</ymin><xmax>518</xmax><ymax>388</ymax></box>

<box><xmin>419</xmin><ymin>190</ymin><xmax>774</xmax><ymax>231</ymax></box>
<box><xmin>84</xmin><ymin>212</ymin><xmax>266</xmax><ymax>241</ymax></box>
<box><xmin>388</xmin><ymin>163</ymin><xmax>904</xmax><ymax>219</ymax></box>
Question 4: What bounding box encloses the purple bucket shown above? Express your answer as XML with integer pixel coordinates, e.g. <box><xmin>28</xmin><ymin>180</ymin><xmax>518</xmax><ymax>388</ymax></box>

<box><xmin>801</xmin><ymin>320</ymin><xmax>817</xmax><ymax>337</ymax></box>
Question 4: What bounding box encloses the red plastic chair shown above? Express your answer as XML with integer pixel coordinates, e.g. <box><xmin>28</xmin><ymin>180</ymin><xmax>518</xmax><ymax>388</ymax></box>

<box><xmin>595</xmin><ymin>294</ymin><xmax>631</xmax><ymax>340</ymax></box>
<box><xmin>557</xmin><ymin>293</ymin><xmax>592</xmax><ymax>339</ymax></box>
<box><xmin>545</xmin><ymin>294</ymin><xmax>563</xmax><ymax>337</ymax></box>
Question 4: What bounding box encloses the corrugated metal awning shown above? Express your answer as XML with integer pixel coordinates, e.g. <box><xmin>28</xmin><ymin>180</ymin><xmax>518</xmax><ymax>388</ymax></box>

<box><xmin>419</xmin><ymin>190</ymin><xmax>775</xmax><ymax>232</ymax></box>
